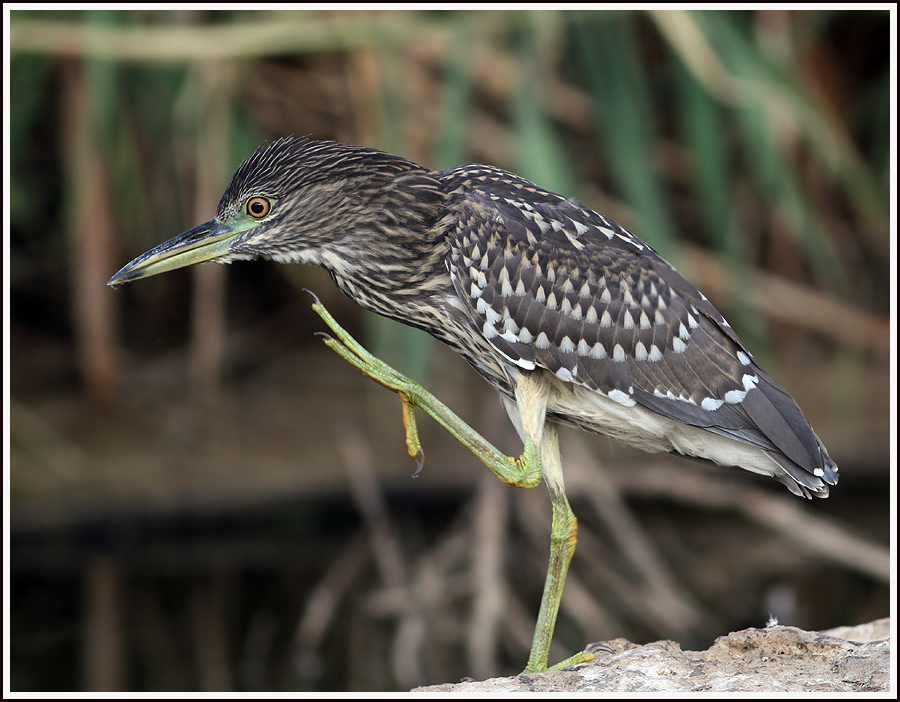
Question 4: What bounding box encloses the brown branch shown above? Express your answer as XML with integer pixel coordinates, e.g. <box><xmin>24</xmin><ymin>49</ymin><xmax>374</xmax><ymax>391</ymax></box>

<box><xmin>681</xmin><ymin>244</ymin><xmax>889</xmax><ymax>357</ymax></box>
<box><xmin>613</xmin><ymin>461</ymin><xmax>890</xmax><ymax>583</ymax></box>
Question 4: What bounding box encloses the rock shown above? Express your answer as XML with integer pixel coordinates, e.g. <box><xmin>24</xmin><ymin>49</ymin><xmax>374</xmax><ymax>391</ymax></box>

<box><xmin>412</xmin><ymin>619</ymin><xmax>890</xmax><ymax>693</ymax></box>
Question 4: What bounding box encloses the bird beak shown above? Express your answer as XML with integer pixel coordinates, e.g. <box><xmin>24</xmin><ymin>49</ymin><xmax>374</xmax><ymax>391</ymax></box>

<box><xmin>108</xmin><ymin>218</ymin><xmax>237</xmax><ymax>286</ymax></box>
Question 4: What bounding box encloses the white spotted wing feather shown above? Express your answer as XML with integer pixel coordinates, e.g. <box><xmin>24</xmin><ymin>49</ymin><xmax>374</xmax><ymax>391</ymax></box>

<box><xmin>442</xmin><ymin>165</ymin><xmax>837</xmax><ymax>497</ymax></box>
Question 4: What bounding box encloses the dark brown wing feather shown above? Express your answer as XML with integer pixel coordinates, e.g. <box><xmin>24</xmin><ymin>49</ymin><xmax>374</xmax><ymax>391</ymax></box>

<box><xmin>441</xmin><ymin>165</ymin><xmax>837</xmax><ymax>492</ymax></box>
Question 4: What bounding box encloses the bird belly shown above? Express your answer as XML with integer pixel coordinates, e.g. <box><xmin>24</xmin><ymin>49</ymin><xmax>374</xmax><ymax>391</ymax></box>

<box><xmin>546</xmin><ymin>378</ymin><xmax>783</xmax><ymax>479</ymax></box>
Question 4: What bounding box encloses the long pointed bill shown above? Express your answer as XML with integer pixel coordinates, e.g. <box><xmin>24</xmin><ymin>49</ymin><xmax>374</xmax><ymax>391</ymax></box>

<box><xmin>108</xmin><ymin>218</ymin><xmax>239</xmax><ymax>286</ymax></box>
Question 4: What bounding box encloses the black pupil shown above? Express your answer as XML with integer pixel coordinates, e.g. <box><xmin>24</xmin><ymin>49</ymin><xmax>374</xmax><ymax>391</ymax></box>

<box><xmin>250</xmin><ymin>199</ymin><xmax>266</xmax><ymax>216</ymax></box>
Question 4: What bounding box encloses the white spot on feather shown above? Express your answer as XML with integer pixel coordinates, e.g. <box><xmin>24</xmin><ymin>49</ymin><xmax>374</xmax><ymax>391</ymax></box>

<box><xmin>556</xmin><ymin>366</ymin><xmax>577</xmax><ymax>382</ymax></box>
<box><xmin>569</xmin><ymin>302</ymin><xmax>583</xmax><ymax>321</ymax></box>
<box><xmin>724</xmin><ymin>389</ymin><xmax>747</xmax><ymax>404</ymax></box>
<box><xmin>635</xmin><ymin>342</ymin><xmax>648</xmax><ymax>361</ymax></box>
<box><xmin>503</xmin><ymin>318</ymin><xmax>520</xmax><ymax>336</ymax></box>
<box><xmin>565</xmin><ymin>231</ymin><xmax>585</xmax><ymax>250</ymax></box>
<box><xmin>616</xmin><ymin>231</ymin><xmax>644</xmax><ymax>250</ymax></box>
<box><xmin>559</xmin><ymin>336</ymin><xmax>576</xmax><ymax>354</ymax></box>
<box><xmin>546</xmin><ymin>292</ymin><xmax>558</xmax><ymax>310</ymax></box>
<box><xmin>608</xmin><ymin>389</ymin><xmax>636</xmax><ymax>406</ymax></box>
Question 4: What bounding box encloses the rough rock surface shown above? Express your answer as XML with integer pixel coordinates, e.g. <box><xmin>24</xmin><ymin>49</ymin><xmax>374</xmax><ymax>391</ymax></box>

<box><xmin>413</xmin><ymin>619</ymin><xmax>891</xmax><ymax>693</ymax></box>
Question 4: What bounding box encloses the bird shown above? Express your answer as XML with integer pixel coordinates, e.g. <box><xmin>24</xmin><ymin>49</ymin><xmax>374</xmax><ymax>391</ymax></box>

<box><xmin>109</xmin><ymin>136</ymin><xmax>838</xmax><ymax>674</ymax></box>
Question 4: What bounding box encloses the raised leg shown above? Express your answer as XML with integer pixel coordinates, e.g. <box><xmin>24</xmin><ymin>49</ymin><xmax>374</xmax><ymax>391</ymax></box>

<box><xmin>310</xmin><ymin>294</ymin><xmax>593</xmax><ymax>672</ymax></box>
<box><xmin>309</xmin><ymin>293</ymin><xmax>541</xmax><ymax>490</ymax></box>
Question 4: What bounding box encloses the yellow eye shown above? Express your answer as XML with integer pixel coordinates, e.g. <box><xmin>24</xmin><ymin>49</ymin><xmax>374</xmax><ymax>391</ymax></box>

<box><xmin>246</xmin><ymin>197</ymin><xmax>271</xmax><ymax>219</ymax></box>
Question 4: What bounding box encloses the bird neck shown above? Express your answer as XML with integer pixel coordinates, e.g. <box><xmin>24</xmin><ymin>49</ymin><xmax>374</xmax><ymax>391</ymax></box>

<box><xmin>315</xmin><ymin>168</ymin><xmax>453</xmax><ymax>323</ymax></box>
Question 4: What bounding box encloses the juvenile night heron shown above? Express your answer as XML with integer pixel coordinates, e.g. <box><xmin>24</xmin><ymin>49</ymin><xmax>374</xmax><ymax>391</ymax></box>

<box><xmin>109</xmin><ymin>137</ymin><xmax>838</xmax><ymax>673</ymax></box>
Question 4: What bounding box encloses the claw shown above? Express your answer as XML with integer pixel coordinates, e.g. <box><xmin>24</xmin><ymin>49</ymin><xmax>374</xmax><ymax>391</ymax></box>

<box><xmin>314</xmin><ymin>331</ymin><xmax>333</xmax><ymax>342</ymax></box>
<box><xmin>412</xmin><ymin>448</ymin><xmax>425</xmax><ymax>478</ymax></box>
<box><xmin>303</xmin><ymin>288</ymin><xmax>322</xmax><ymax>306</ymax></box>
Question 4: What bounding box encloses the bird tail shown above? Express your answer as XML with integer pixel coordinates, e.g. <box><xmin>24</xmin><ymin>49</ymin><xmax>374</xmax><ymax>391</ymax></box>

<box><xmin>741</xmin><ymin>371</ymin><xmax>839</xmax><ymax>498</ymax></box>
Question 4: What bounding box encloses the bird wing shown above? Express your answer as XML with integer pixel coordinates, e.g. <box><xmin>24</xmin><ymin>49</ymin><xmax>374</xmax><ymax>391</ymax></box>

<box><xmin>443</xmin><ymin>166</ymin><xmax>835</xmax><ymax>488</ymax></box>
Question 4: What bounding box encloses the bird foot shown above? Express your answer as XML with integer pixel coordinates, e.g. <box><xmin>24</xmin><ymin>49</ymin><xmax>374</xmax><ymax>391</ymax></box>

<box><xmin>307</xmin><ymin>294</ymin><xmax>543</xmax><ymax>490</ymax></box>
<box><xmin>523</xmin><ymin>649</ymin><xmax>597</xmax><ymax>674</ymax></box>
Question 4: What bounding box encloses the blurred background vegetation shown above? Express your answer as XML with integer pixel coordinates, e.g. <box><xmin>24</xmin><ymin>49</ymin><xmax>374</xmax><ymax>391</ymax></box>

<box><xmin>7</xmin><ymin>8</ymin><xmax>892</xmax><ymax>693</ymax></box>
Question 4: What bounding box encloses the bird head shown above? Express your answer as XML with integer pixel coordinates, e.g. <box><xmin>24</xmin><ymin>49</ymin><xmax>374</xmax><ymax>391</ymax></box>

<box><xmin>108</xmin><ymin>137</ymin><xmax>431</xmax><ymax>286</ymax></box>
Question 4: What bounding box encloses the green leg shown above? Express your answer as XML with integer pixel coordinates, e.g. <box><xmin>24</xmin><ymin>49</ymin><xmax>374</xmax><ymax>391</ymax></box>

<box><xmin>522</xmin><ymin>423</ymin><xmax>595</xmax><ymax>673</ymax></box>
<box><xmin>309</xmin><ymin>294</ymin><xmax>541</xmax><ymax>490</ymax></box>
<box><xmin>309</xmin><ymin>294</ymin><xmax>593</xmax><ymax>672</ymax></box>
